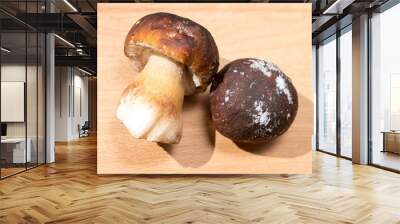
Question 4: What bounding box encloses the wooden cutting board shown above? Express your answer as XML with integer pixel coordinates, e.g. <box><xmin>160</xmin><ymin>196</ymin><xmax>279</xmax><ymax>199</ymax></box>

<box><xmin>97</xmin><ymin>3</ymin><xmax>312</xmax><ymax>174</ymax></box>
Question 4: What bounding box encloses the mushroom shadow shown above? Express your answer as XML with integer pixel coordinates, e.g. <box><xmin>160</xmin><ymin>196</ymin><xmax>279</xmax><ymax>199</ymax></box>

<box><xmin>234</xmin><ymin>137</ymin><xmax>282</xmax><ymax>155</ymax></box>
<box><xmin>156</xmin><ymin>56</ymin><xmax>230</xmax><ymax>168</ymax></box>
<box><xmin>158</xmin><ymin>93</ymin><xmax>216</xmax><ymax>168</ymax></box>
<box><xmin>233</xmin><ymin>92</ymin><xmax>313</xmax><ymax>158</ymax></box>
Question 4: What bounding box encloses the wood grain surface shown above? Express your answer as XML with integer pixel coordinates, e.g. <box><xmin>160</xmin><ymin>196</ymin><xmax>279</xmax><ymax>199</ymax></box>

<box><xmin>97</xmin><ymin>3</ymin><xmax>312</xmax><ymax>174</ymax></box>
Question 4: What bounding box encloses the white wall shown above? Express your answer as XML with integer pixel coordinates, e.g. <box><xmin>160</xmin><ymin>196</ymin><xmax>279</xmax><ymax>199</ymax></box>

<box><xmin>70</xmin><ymin>73</ymin><xmax>89</xmax><ymax>139</ymax></box>
<box><xmin>55</xmin><ymin>67</ymin><xmax>70</xmax><ymax>141</ymax></box>
<box><xmin>1</xmin><ymin>65</ymin><xmax>38</xmax><ymax>137</ymax></box>
<box><xmin>46</xmin><ymin>32</ymin><xmax>56</xmax><ymax>163</ymax></box>
<box><xmin>1</xmin><ymin>63</ymin><xmax>46</xmax><ymax>164</ymax></box>
<box><xmin>1</xmin><ymin>65</ymin><xmax>26</xmax><ymax>140</ymax></box>
<box><xmin>54</xmin><ymin>67</ymin><xmax>89</xmax><ymax>141</ymax></box>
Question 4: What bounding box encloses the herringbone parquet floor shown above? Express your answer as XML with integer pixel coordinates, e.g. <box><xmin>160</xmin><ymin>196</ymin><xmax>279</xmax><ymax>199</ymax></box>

<box><xmin>1</xmin><ymin>135</ymin><xmax>400</xmax><ymax>224</ymax></box>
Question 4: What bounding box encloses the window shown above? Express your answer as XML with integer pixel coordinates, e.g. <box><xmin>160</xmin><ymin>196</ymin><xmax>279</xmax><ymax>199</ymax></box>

<box><xmin>370</xmin><ymin>3</ymin><xmax>400</xmax><ymax>171</ymax></box>
<box><xmin>0</xmin><ymin>1</ymin><xmax>46</xmax><ymax>179</ymax></box>
<box><xmin>339</xmin><ymin>26</ymin><xmax>352</xmax><ymax>158</ymax></box>
<box><xmin>316</xmin><ymin>25</ymin><xmax>353</xmax><ymax>158</ymax></box>
<box><xmin>317</xmin><ymin>35</ymin><xmax>337</xmax><ymax>154</ymax></box>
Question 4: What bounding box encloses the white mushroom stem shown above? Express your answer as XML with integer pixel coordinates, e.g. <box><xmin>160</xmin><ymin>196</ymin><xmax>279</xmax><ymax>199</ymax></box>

<box><xmin>116</xmin><ymin>54</ymin><xmax>185</xmax><ymax>144</ymax></box>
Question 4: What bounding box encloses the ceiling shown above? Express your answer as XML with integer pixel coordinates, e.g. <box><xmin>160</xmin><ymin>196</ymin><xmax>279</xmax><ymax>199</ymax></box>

<box><xmin>0</xmin><ymin>0</ymin><xmax>391</xmax><ymax>74</ymax></box>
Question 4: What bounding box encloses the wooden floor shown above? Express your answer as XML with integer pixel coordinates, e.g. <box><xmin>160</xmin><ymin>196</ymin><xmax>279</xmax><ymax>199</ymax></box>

<box><xmin>1</xmin><ymin>167</ymin><xmax>26</xmax><ymax>178</ymax></box>
<box><xmin>373</xmin><ymin>150</ymin><xmax>400</xmax><ymax>171</ymax></box>
<box><xmin>1</xmin><ymin>135</ymin><xmax>400</xmax><ymax>223</ymax></box>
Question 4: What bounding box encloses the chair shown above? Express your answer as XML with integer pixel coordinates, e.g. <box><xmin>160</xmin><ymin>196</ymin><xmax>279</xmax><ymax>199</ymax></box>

<box><xmin>79</xmin><ymin>121</ymin><xmax>90</xmax><ymax>138</ymax></box>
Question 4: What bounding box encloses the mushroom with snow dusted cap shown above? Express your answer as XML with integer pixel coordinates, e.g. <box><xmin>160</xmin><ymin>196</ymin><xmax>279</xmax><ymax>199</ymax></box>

<box><xmin>210</xmin><ymin>58</ymin><xmax>298</xmax><ymax>144</ymax></box>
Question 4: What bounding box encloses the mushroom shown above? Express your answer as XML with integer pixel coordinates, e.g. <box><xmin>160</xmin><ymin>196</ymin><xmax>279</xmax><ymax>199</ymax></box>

<box><xmin>210</xmin><ymin>58</ymin><xmax>298</xmax><ymax>144</ymax></box>
<box><xmin>117</xmin><ymin>12</ymin><xmax>219</xmax><ymax>144</ymax></box>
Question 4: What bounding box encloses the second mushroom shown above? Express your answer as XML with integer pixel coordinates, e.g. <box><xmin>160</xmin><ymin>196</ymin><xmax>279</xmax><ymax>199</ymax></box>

<box><xmin>117</xmin><ymin>12</ymin><xmax>219</xmax><ymax>144</ymax></box>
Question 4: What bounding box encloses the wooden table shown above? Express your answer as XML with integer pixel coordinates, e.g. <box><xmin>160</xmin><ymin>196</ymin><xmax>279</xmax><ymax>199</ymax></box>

<box><xmin>0</xmin><ymin>138</ymin><xmax>32</xmax><ymax>166</ymax></box>
<box><xmin>381</xmin><ymin>131</ymin><xmax>400</xmax><ymax>154</ymax></box>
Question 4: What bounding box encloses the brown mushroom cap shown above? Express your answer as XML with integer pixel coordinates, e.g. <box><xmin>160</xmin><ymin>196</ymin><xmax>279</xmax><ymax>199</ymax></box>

<box><xmin>210</xmin><ymin>58</ymin><xmax>298</xmax><ymax>144</ymax></box>
<box><xmin>124</xmin><ymin>12</ymin><xmax>219</xmax><ymax>93</ymax></box>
